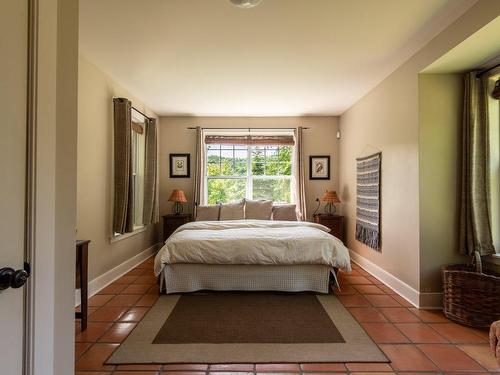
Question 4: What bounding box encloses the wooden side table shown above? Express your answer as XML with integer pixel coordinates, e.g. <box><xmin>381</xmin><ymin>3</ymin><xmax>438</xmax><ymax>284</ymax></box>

<box><xmin>75</xmin><ymin>239</ymin><xmax>90</xmax><ymax>331</ymax></box>
<box><xmin>313</xmin><ymin>214</ymin><xmax>345</xmax><ymax>244</ymax></box>
<box><xmin>162</xmin><ymin>214</ymin><xmax>192</xmax><ymax>242</ymax></box>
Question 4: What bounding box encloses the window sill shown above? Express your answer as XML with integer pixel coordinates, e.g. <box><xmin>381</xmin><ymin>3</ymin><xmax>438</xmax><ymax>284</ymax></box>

<box><xmin>110</xmin><ymin>226</ymin><xmax>146</xmax><ymax>244</ymax></box>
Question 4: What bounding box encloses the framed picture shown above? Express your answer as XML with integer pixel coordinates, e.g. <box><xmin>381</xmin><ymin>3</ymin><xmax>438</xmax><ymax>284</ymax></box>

<box><xmin>169</xmin><ymin>153</ymin><xmax>190</xmax><ymax>178</ymax></box>
<box><xmin>309</xmin><ymin>155</ymin><xmax>330</xmax><ymax>180</ymax></box>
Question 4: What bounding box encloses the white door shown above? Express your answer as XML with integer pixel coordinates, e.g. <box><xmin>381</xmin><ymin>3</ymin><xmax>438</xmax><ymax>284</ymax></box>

<box><xmin>0</xmin><ymin>0</ymin><xmax>29</xmax><ymax>374</ymax></box>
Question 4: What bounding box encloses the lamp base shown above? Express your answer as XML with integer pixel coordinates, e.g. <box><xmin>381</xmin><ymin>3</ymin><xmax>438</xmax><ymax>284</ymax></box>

<box><xmin>172</xmin><ymin>202</ymin><xmax>183</xmax><ymax>215</ymax></box>
<box><xmin>325</xmin><ymin>203</ymin><xmax>337</xmax><ymax>215</ymax></box>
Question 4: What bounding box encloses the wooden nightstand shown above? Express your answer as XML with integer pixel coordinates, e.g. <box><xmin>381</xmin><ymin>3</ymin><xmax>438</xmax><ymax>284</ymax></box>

<box><xmin>313</xmin><ymin>214</ymin><xmax>345</xmax><ymax>244</ymax></box>
<box><xmin>162</xmin><ymin>213</ymin><xmax>192</xmax><ymax>242</ymax></box>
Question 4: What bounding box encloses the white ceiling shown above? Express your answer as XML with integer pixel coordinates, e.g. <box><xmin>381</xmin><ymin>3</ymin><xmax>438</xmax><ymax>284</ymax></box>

<box><xmin>79</xmin><ymin>0</ymin><xmax>476</xmax><ymax>116</ymax></box>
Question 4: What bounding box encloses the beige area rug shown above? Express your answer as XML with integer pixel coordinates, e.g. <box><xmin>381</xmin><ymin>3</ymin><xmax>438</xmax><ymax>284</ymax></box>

<box><xmin>107</xmin><ymin>292</ymin><xmax>388</xmax><ymax>364</ymax></box>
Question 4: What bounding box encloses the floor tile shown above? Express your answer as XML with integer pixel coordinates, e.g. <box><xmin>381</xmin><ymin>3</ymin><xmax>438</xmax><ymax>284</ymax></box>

<box><xmin>125</xmin><ymin>268</ymin><xmax>149</xmax><ymax>276</ymax></box>
<box><xmin>360</xmin><ymin>323</ymin><xmax>409</xmax><ymax>343</ymax></box>
<box><xmin>75</xmin><ymin>372</ymin><xmax>111</xmax><ymax>375</ymax></box>
<box><xmin>377</xmin><ymin>284</ymin><xmax>396</xmax><ymax>294</ymax></box>
<box><xmin>114</xmin><ymin>275</ymin><xmax>140</xmax><ymax>284</ymax></box>
<box><xmin>98</xmin><ymin>322</ymin><xmax>136</xmax><ymax>343</ymax></box>
<box><xmin>116</xmin><ymin>364</ymin><xmax>162</xmax><ymax>371</ymax></box>
<box><xmin>395</xmin><ymin>323</ymin><xmax>448</xmax><ymax>343</ymax></box>
<box><xmin>408</xmin><ymin>308</ymin><xmax>449</xmax><ymax>322</ymax></box>
<box><xmin>379</xmin><ymin>308</ymin><xmax>421</xmax><ymax>323</ymax></box>
<box><xmin>75</xmin><ymin>322</ymin><xmax>112</xmax><ymax>342</ymax></box>
<box><xmin>88</xmin><ymin>294</ymin><xmax>114</xmax><ymax>307</ymax></box>
<box><xmin>333</xmin><ymin>284</ymin><xmax>358</xmax><ymax>295</ymax></box>
<box><xmin>134</xmin><ymin>275</ymin><xmax>158</xmax><ymax>285</ymax></box>
<box><xmin>75</xmin><ymin>343</ymin><xmax>118</xmax><ymax>371</ymax></box>
<box><xmin>365</xmin><ymin>295</ymin><xmax>402</xmax><ymax>307</ymax></box>
<box><xmin>119</xmin><ymin>306</ymin><xmax>150</xmax><ymax>322</ymax></box>
<box><xmin>121</xmin><ymin>283</ymin><xmax>151</xmax><ymax>294</ymax></box>
<box><xmin>75</xmin><ymin>342</ymin><xmax>91</xmax><ymax>359</ymax></box>
<box><xmin>113</xmin><ymin>372</ymin><xmax>159</xmax><ymax>375</ymax></box>
<box><xmin>390</xmin><ymin>294</ymin><xmax>414</xmax><ymax>308</ymax></box>
<box><xmin>136</xmin><ymin>293</ymin><xmax>159</xmax><ymax>306</ymax></box>
<box><xmin>97</xmin><ymin>283</ymin><xmax>127</xmax><ymax>295</ymax></box>
<box><xmin>458</xmin><ymin>344</ymin><xmax>500</xmax><ymax>371</ymax></box>
<box><xmin>88</xmin><ymin>306</ymin><xmax>129</xmax><ymax>322</ymax></box>
<box><xmin>366</xmin><ymin>276</ymin><xmax>383</xmax><ymax>284</ymax></box>
<box><xmin>209</xmin><ymin>372</ymin><xmax>254</xmax><ymax>375</ymax></box>
<box><xmin>345</xmin><ymin>363</ymin><xmax>393</xmax><ymax>371</ymax></box>
<box><xmin>429</xmin><ymin>323</ymin><xmax>488</xmax><ymax>343</ymax></box>
<box><xmin>255</xmin><ymin>363</ymin><xmax>301</xmax><ymax>371</ymax></box>
<box><xmin>352</xmin><ymin>284</ymin><xmax>386</xmax><ymax>294</ymax></box>
<box><xmin>162</xmin><ymin>364</ymin><xmax>209</xmax><ymax>371</ymax></box>
<box><xmin>380</xmin><ymin>344</ymin><xmax>438</xmax><ymax>371</ymax></box>
<box><xmin>337</xmin><ymin>294</ymin><xmax>371</xmax><ymax>307</ymax></box>
<box><xmin>210</xmin><ymin>364</ymin><xmax>255</xmax><ymax>371</ymax></box>
<box><xmin>300</xmin><ymin>363</ymin><xmax>346</xmax><ymax>371</ymax></box>
<box><xmin>162</xmin><ymin>372</ymin><xmax>206</xmax><ymax>375</ymax></box>
<box><xmin>344</xmin><ymin>275</ymin><xmax>372</xmax><ymax>285</ymax></box>
<box><xmin>105</xmin><ymin>294</ymin><xmax>142</xmax><ymax>307</ymax></box>
<box><xmin>417</xmin><ymin>344</ymin><xmax>485</xmax><ymax>371</ymax></box>
<box><xmin>348</xmin><ymin>307</ymin><xmax>388</xmax><ymax>322</ymax></box>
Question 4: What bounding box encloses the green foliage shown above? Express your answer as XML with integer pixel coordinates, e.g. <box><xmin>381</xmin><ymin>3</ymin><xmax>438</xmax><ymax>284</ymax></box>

<box><xmin>207</xmin><ymin>145</ymin><xmax>292</xmax><ymax>203</ymax></box>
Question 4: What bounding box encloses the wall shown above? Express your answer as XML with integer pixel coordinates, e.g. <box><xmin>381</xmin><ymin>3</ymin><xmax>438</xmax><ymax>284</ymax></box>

<box><xmin>77</xmin><ymin>55</ymin><xmax>161</xmax><ymax>281</ymax></box>
<box><xmin>419</xmin><ymin>74</ymin><xmax>468</xmax><ymax>295</ymax></box>
<box><xmin>338</xmin><ymin>0</ymin><xmax>500</xmax><ymax>303</ymax></box>
<box><xmin>159</xmin><ymin>117</ymin><xmax>339</xmax><ymax>220</ymax></box>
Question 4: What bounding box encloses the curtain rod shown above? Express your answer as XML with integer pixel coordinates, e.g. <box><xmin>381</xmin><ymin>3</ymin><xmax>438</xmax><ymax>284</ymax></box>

<box><xmin>476</xmin><ymin>63</ymin><xmax>500</xmax><ymax>77</ymax></box>
<box><xmin>132</xmin><ymin>106</ymin><xmax>153</xmax><ymax>121</ymax></box>
<box><xmin>186</xmin><ymin>127</ymin><xmax>309</xmax><ymax>130</ymax></box>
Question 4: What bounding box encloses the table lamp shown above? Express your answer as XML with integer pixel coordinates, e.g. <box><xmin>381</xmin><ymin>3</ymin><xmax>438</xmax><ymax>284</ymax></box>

<box><xmin>321</xmin><ymin>190</ymin><xmax>341</xmax><ymax>215</ymax></box>
<box><xmin>168</xmin><ymin>189</ymin><xmax>187</xmax><ymax>215</ymax></box>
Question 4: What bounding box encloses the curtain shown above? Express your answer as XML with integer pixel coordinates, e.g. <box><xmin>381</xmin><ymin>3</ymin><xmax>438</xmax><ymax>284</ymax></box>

<box><xmin>113</xmin><ymin>98</ymin><xmax>135</xmax><ymax>234</ymax></box>
<box><xmin>459</xmin><ymin>72</ymin><xmax>495</xmax><ymax>256</ymax></box>
<box><xmin>293</xmin><ymin>127</ymin><xmax>307</xmax><ymax>220</ymax></box>
<box><xmin>142</xmin><ymin>118</ymin><xmax>159</xmax><ymax>225</ymax></box>
<box><xmin>192</xmin><ymin>126</ymin><xmax>206</xmax><ymax>215</ymax></box>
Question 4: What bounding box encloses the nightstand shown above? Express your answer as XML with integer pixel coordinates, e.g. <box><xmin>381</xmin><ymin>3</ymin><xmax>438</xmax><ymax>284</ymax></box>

<box><xmin>162</xmin><ymin>213</ymin><xmax>191</xmax><ymax>242</ymax></box>
<box><xmin>313</xmin><ymin>214</ymin><xmax>345</xmax><ymax>244</ymax></box>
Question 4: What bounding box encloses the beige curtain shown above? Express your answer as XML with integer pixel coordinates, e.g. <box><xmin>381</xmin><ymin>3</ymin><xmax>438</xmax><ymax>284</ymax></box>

<box><xmin>459</xmin><ymin>72</ymin><xmax>495</xmax><ymax>256</ymax></box>
<box><xmin>192</xmin><ymin>126</ymin><xmax>206</xmax><ymax>215</ymax></box>
<box><xmin>113</xmin><ymin>98</ymin><xmax>135</xmax><ymax>234</ymax></box>
<box><xmin>143</xmin><ymin>118</ymin><xmax>159</xmax><ymax>225</ymax></box>
<box><xmin>293</xmin><ymin>127</ymin><xmax>307</xmax><ymax>220</ymax></box>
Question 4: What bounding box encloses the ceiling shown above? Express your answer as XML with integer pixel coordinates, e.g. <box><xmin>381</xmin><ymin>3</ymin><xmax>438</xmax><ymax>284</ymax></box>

<box><xmin>79</xmin><ymin>0</ymin><xmax>476</xmax><ymax>116</ymax></box>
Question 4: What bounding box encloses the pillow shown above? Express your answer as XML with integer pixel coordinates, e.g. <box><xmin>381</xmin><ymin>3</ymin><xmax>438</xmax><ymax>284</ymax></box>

<box><xmin>272</xmin><ymin>204</ymin><xmax>298</xmax><ymax>221</ymax></box>
<box><xmin>195</xmin><ymin>204</ymin><xmax>220</xmax><ymax>221</ymax></box>
<box><xmin>245</xmin><ymin>199</ymin><xmax>273</xmax><ymax>220</ymax></box>
<box><xmin>219</xmin><ymin>200</ymin><xmax>245</xmax><ymax>220</ymax></box>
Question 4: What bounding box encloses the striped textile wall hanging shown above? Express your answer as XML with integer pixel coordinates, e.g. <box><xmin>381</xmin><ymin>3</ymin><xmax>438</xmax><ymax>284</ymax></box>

<box><xmin>355</xmin><ymin>152</ymin><xmax>381</xmax><ymax>251</ymax></box>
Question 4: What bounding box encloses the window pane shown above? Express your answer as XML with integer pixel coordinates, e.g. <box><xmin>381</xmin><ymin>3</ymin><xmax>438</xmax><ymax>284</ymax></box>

<box><xmin>207</xmin><ymin>162</ymin><xmax>221</xmax><ymax>176</ymax></box>
<box><xmin>253</xmin><ymin>178</ymin><xmax>291</xmax><ymax>203</ymax></box>
<box><xmin>207</xmin><ymin>178</ymin><xmax>246</xmax><ymax>204</ymax></box>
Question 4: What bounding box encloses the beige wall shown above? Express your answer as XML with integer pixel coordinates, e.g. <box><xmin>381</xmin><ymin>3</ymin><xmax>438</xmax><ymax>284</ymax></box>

<box><xmin>159</xmin><ymin>117</ymin><xmax>339</xmax><ymax>221</ymax></box>
<box><xmin>77</xmin><ymin>55</ymin><xmax>161</xmax><ymax>281</ymax></box>
<box><xmin>419</xmin><ymin>74</ymin><xmax>468</xmax><ymax>293</ymax></box>
<box><xmin>339</xmin><ymin>1</ymin><xmax>500</xmax><ymax>294</ymax></box>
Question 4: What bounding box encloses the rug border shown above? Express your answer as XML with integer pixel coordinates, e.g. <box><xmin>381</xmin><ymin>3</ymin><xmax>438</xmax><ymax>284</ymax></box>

<box><xmin>107</xmin><ymin>294</ymin><xmax>388</xmax><ymax>364</ymax></box>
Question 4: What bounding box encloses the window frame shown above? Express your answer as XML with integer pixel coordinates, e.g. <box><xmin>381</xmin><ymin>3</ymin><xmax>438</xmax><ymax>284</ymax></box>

<box><xmin>204</xmin><ymin>142</ymin><xmax>294</xmax><ymax>204</ymax></box>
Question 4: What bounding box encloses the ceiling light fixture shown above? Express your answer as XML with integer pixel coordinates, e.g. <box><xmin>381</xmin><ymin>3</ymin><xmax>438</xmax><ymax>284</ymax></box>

<box><xmin>230</xmin><ymin>0</ymin><xmax>263</xmax><ymax>9</ymax></box>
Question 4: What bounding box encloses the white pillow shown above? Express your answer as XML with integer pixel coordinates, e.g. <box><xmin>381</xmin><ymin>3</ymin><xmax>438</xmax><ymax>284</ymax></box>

<box><xmin>195</xmin><ymin>204</ymin><xmax>220</xmax><ymax>221</ymax></box>
<box><xmin>272</xmin><ymin>204</ymin><xmax>298</xmax><ymax>221</ymax></box>
<box><xmin>219</xmin><ymin>200</ymin><xmax>245</xmax><ymax>220</ymax></box>
<box><xmin>245</xmin><ymin>199</ymin><xmax>273</xmax><ymax>220</ymax></box>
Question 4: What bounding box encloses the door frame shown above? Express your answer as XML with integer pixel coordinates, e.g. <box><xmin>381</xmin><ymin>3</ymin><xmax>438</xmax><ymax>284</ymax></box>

<box><xmin>22</xmin><ymin>0</ymin><xmax>79</xmax><ymax>374</ymax></box>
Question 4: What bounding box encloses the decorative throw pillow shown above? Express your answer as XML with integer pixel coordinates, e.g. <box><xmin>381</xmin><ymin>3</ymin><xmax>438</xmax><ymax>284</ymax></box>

<box><xmin>245</xmin><ymin>199</ymin><xmax>273</xmax><ymax>220</ymax></box>
<box><xmin>272</xmin><ymin>204</ymin><xmax>298</xmax><ymax>221</ymax></box>
<box><xmin>195</xmin><ymin>204</ymin><xmax>220</xmax><ymax>221</ymax></box>
<box><xmin>219</xmin><ymin>200</ymin><xmax>245</xmax><ymax>220</ymax></box>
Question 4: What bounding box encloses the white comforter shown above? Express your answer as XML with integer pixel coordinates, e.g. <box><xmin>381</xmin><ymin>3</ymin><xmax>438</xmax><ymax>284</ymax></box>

<box><xmin>154</xmin><ymin>220</ymin><xmax>351</xmax><ymax>276</ymax></box>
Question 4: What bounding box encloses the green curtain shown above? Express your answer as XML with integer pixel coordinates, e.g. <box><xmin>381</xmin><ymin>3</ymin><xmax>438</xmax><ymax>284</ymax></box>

<box><xmin>459</xmin><ymin>72</ymin><xmax>495</xmax><ymax>256</ymax></box>
<box><xmin>113</xmin><ymin>98</ymin><xmax>135</xmax><ymax>234</ymax></box>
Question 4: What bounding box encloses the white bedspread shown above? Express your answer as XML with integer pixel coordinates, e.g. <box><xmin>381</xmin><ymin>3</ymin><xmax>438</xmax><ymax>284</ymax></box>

<box><xmin>154</xmin><ymin>220</ymin><xmax>351</xmax><ymax>276</ymax></box>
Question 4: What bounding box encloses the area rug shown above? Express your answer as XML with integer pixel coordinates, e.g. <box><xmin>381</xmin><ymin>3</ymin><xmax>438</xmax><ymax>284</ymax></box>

<box><xmin>107</xmin><ymin>292</ymin><xmax>387</xmax><ymax>364</ymax></box>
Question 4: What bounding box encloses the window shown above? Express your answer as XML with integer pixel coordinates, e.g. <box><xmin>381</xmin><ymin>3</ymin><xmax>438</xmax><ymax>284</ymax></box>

<box><xmin>488</xmin><ymin>73</ymin><xmax>500</xmax><ymax>253</ymax></box>
<box><xmin>205</xmin><ymin>142</ymin><xmax>293</xmax><ymax>204</ymax></box>
<box><xmin>131</xmin><ymin>114</ymin><xmax>146</xmax><ymax>229</ymax></box>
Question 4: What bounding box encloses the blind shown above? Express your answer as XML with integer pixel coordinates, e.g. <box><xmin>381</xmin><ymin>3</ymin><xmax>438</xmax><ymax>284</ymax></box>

<box><xmin>204</xmin><ymin>135</ymin><xmax>294</xmax><ymax>146</ymax></box>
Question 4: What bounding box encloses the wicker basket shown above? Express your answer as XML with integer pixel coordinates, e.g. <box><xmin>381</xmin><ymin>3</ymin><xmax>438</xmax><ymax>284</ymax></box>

<box><xmin>442</xmin><ymin>253</ymin><xmax>500</xmax><ymax>328</ymax></box>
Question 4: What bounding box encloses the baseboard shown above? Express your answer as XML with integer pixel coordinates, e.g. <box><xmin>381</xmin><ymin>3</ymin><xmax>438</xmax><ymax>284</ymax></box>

<box><xmin>349</xmin><ymin>250</ymin><xmax>438</xmax><ymax>308</ymax></box>
<box><xmin>75</xmin><ymin>242</ymin><xmax>162</xmax><ymax>307</ymax></box>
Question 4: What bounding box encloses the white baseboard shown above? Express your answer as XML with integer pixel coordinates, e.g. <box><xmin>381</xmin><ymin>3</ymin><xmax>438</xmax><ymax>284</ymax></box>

<box><xmin>75</xmin><ymin>242</ymin><xmax>162</xmax><ymax>307</ymax></box>
<box><xmin>349</xmin><ymin>250</ymin><xmax>422</xmax><ymax>308</ymax></box>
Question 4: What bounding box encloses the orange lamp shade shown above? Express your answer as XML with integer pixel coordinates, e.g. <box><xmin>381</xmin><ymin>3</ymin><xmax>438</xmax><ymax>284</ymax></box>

<box><xmin>321</xmin><ymin>190</ymin><xmax>341</xmax><ymax>204</ymax></box>
<box><xmin>168</xmin><ymin>189</ymin><xmax>188</xmax><ymax>203</ymax></box>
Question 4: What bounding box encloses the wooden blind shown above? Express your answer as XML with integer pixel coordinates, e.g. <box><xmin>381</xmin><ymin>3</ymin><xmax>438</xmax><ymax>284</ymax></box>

<box><xmin>204</xmin><ymin>135</ymin><xmax>294</xmax><ymax>146</ymax></box>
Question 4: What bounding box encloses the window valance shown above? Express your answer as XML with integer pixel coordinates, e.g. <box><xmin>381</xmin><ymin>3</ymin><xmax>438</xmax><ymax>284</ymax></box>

<box><xmin>204</xmin><ymin>135</ymin><xmax>295</xmax><ymax>146</ymax></box>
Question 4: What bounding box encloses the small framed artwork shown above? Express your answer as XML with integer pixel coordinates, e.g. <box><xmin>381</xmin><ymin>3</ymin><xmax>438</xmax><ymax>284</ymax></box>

<box><xmin>309</xmin><ymin>155</ymin><xmax>330</xmax><ymax>180</ymax></box>
<box><xmin>169</xmin><ymin>153</ymin><xmax>190</xmax><ymax>178</ymax></box>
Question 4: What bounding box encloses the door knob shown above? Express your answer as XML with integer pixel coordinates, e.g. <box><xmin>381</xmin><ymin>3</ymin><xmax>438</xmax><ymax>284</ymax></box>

<box><xmin>0</xmin><ymin>262</ymin><xmax>31</xmax><ymax>290</ymax></box>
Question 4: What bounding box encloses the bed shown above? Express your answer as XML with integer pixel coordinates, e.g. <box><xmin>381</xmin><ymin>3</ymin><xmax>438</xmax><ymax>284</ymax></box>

<box><xmin>154</xmin><ymin>220</ymin><xmax>351</xmax><ymax>294</ymax></box>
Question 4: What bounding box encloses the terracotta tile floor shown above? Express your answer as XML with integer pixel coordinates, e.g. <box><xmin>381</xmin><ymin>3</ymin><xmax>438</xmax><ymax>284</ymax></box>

<box><xmin>75</xmin><ymin>258</ymin><xmax>500</xmax><ymax>374</ymax></box>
